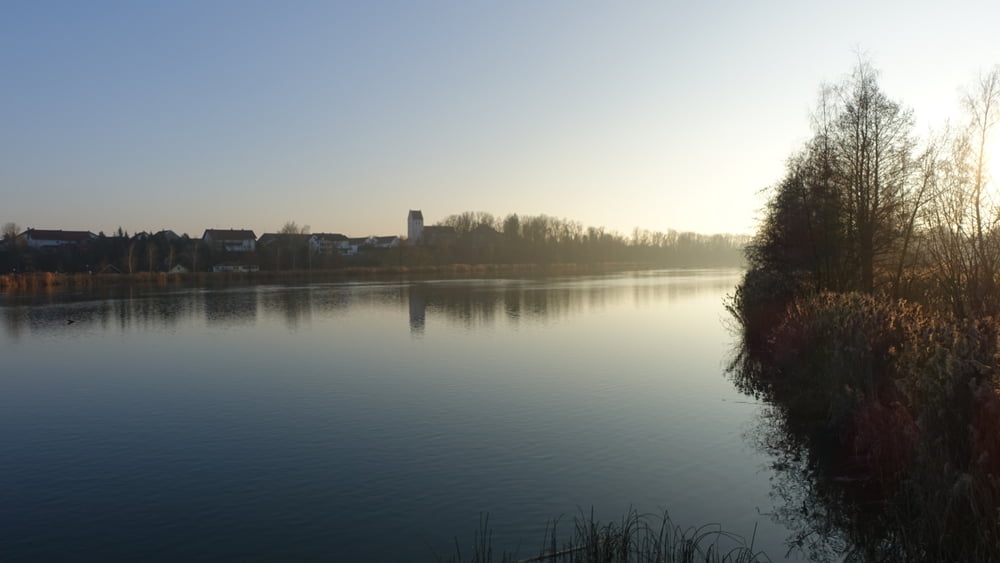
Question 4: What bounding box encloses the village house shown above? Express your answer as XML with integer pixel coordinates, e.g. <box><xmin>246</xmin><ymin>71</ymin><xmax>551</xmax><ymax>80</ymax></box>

<box><xmin>308</xmin><ymin>233</ymin><xmax>351</xmax><ymax>255</ymax></box>
<box><xmin>347</xmin><ymin>237</ymin><xmax>370</xmax><ymax>255</ymax></box>
<box><xmin>211</xmin><ymin>262</ymin><xmax>260</xmax><ymax>273</ymax></box>
<box><xmin>371</xmin><ymin>235</ymin><xmax>401</xmax><ymax>249</ymax></box>
<box><xmin>257</xmin><ymin>233</ymin><xmax>310</xmax><ymax>247</ymax></box>
<box><xmin>18</xmin><ymin>229</ymin><xmax>97</xmax><ymax>249</ymax></box>
<box><xmin>202</xmin><ymin>229</ymin><xmax>257</xmax><ymax>252</ymax></box>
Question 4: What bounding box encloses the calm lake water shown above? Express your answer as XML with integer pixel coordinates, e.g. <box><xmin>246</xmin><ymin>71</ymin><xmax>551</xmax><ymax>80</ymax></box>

<box><xmin>0</xmin><ymin>270</ymin><xmax>801</xmax><ymax>561</ymax></box>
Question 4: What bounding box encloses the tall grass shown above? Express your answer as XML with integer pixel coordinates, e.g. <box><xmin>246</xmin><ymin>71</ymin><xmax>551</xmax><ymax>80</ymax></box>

<box><xmin>440</xmin><ymin>508</ymin><xmax>769</xmax><ymax>563</ymax></box>
<box><xmin>731</xmin><ymin>290</ymin><xmax>1000</xmax><ymax>560</ymax></box>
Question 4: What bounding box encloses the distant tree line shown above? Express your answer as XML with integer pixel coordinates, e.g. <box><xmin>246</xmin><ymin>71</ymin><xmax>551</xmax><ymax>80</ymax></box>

<box><xmin>427</xmin><ymin>211</ymin><xmax>747</xmax><ymax>267</ymax></box>
<box><xmin>730</xmin><ymin>61</ymin><xmax>1000</xmax><ymax>560</ymax></box>
<box><xmin>0</xmin><ymin>226</ymin><xmax>195</xmax><ymax>274</ymax></box>
<box><xmin>0</xmin><ymin>216</ymin><xmax>746</xmax><ymax>275</ymax></box>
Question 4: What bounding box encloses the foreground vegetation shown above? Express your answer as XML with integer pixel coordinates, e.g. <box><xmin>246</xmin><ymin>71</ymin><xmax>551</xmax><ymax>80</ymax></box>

<box><xmin>731</xmin><ymin>61</ymin><xmax>1000</xmax><ymax>559</ymax></box>
<box><xmin>442</xmin><ymin>509</ymin><xmax>769</xmax><ymax>563</ymax></box>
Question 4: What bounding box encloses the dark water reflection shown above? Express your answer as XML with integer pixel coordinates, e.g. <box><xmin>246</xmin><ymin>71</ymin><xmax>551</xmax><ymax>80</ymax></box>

<box><xmin>732</xmin><ymin>357</ymin><xmax>903</xmax><ymax>562</ymax></box>
<box><xmin>0</xmin><ymin>270</ymin><xmax>803</xmax><ymax>561</ymax></box>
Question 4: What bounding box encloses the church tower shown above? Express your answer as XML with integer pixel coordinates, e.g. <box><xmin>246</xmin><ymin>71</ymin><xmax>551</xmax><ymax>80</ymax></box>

<box><xmin>407</xmin><ymin>210</ymin><xmax>424</xmax><ymax>244</ymax></box>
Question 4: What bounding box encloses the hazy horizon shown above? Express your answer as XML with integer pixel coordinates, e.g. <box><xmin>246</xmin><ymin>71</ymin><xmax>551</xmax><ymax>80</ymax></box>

<box><xmin>10</xmin><ymin>209</ymin><xmax>753</xmax><ymax>240</ymax></box>
<box><xmin>4</xmin><ymin>1</ymin><xmax>1000</xmax><ymax>238</ymax></box>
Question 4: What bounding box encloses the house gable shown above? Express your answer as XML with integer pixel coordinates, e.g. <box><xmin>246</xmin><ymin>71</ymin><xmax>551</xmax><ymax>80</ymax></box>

<box><xmin>202</xmin><ymin>229</ymin><xmax>257</xmax><ymax>252</ymax></box>
<box><xmin>19</xmin><ymin>229</ymin><xmax>97</xmax><ymax>249</ymax></box>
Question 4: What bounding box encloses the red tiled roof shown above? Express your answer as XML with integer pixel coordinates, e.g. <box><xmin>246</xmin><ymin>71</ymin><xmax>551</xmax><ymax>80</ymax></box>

<box><xmin>22</xmin><ymin>229</ymin><xmax>95</xmax><ymax>242</ymax></box>
<box><xmin>202</xmin><ymin>229</ymin><xmax>256</xmax><ymax>240</ymax></box>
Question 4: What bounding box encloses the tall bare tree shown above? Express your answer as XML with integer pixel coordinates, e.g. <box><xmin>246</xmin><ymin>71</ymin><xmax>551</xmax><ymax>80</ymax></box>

<box><xmin>751</xmin><ymin>62</ymin><xmax>920</xmax><ymax>295</ymax></box>
<box><xmin>829</xmin><ymin>61</ymin><xmax>917</xmax><ymax>293</ymax></box>
<box><xmin>924</xmin><ymin>68</ymin><xmax>1000</xmax><ymax>315</ymax></box>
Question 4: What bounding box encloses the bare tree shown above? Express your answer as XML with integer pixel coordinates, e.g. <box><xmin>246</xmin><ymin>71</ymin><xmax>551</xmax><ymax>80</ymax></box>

<box><xmin>923</xmin><ymin>68</ymin><xmax>1000</xmax><ymax>315</ymax></box>
<box><xmin>279</xmin><ymin>221</ymin><xmax>310</xmax><ymax>235</ymax></box>
<box><xmin>146</xmin><ymin>243</ymin><xmax>158</xmax><ymax>273</ymax></box>
<box><xmin>2</xmin><ymin>222</ymin><xmax>19</xmax><ymax>242</ymax></box>
<box><xmin>829</xmin><ymin>61</ymin><xmax>917</xmax><ymax>292</ymax></box>
<box><xmin>125</xmin><ymin>241</ymin><xmax>136</xmax><ymax>274</ymax></box>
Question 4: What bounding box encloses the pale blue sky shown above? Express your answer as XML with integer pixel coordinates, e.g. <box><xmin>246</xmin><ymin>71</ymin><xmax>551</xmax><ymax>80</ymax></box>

<box><xmin>3</xmin><ymin>1</ymin><xmax>1000</xmax><ymax>238</ymax></box>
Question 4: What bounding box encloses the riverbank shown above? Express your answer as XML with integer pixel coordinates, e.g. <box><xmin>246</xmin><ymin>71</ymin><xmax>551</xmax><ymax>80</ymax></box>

<box><xmin>730</xmin><ymin>287</ymin><xmax>1000</xmax><ymax>560</ymax></box>
<box><xmin>0</xmin><ymin>262</ymin><xmax>690</xmax><ymax>293</ymax></box>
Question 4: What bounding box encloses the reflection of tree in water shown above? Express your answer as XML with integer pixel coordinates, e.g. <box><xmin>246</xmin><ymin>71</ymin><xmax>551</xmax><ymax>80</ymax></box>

<box><xmin>0</xmin><ymin>292</ymin><xmax>188</xmax><ymax>338</ymax></box>
<box><xmin>401</xmin><ymin>272</ymin><xmax>742</xmax><ymax>334</ymax></box>
<box><xmin>405</xmin><ymin>283</ymin><xmax>578</xmax><ymax>331</ymax></box>
<box><xmin>0</xmin><ymin>307</ymin><xmax>27</xmax><ymax>340</ymax></box>
<box><xmin>111</xmin><ymin>292</ymin><xmax>188</xmax><ymax>332</ymax></box>
<box><xmin>407</xmin><ymin>287</ymin><xmax>425</xmax><ymax>334</ymax></box>
<box><xmin>731</xmin><ymin>348</ymin><xmax>953</xmax><ymax>562</ymax></box>
<box><xmin>0</xmin><ymin>269</ymin><xmax>744</xmax><ymax>339</ymax></box>
<box><xmin>632</xmin><ymin>270</ymin><xmax>734</xmax><ymax>305</ymax></box>
<box><xmin>258</xmin><ymin>287</ymin><xmax>314</xmax><ymax>330</ymax></box>
<box><xmin>203</xmin><ymin>290</ymin><xmax>258</xmax><ymax>326</ymax></box>
<box><xmin>744</xmin><ymin>401</ymin><xmax>895</xmax><ymax>562</ymax></box>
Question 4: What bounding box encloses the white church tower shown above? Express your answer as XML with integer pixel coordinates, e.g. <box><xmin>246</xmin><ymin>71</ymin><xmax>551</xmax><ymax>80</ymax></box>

<box><xmin>407</xmin><ymin>210</ymin><xmax>424</xmax><ymax>244</ymax></box>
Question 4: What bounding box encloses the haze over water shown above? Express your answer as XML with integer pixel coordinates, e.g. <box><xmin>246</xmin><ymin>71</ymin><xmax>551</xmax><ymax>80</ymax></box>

<box><xmin>0</xmin><ymin>270</ymin><xmax>798</xmax><ymax>561</ymax></box>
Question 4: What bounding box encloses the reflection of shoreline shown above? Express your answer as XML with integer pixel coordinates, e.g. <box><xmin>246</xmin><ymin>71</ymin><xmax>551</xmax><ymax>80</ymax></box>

<box><xmin>404</xmin><ymin>270</ymin><xmax>743</xmax><ymax>334</ymax></box>
<box><xmin>0</xmin><ymin>270</ymin><xmax>744</xmax><ymax>338</ymax></box>
<box><xmin>0</xmin><ymin>264</ymin><xmax>746</xmax><ymax>294</ymax></box>
<box><xmin>740</xmin><ymin>399</ymin><xmax>884</xmax><ymax>562</ymax></box>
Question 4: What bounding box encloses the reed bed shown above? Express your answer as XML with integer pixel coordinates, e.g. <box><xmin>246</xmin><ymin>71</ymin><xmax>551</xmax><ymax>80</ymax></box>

<box><xmin>440</xmin><ymin>509</ymin><xmax>769</xmax><ymax>563</ymax></box>
<box><xmin>0</xmin><ymin>262</ymin><xmax>663</xmax><ymax>293</ymax></box>
<box><xmin>0</xmin><ymin>271</ymin><xmax>179</xmax><ymax>292</ymax></box>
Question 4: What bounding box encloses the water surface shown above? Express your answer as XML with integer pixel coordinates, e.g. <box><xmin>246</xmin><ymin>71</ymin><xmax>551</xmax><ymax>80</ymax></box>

<box><xmin>0</xmin><ymin>270</ymin><xmax>796</xmax><ymax>561</ymax></box>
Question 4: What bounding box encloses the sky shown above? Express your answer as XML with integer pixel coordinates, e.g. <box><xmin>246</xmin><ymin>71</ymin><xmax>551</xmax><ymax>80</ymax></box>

<box><xmin>3</xmin><ymin>1</ymin><xmax>1000</xmax><ymax>239</ymax></box>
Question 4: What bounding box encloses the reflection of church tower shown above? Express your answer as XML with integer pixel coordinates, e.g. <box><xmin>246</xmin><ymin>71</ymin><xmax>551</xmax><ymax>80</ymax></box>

<box><xmin>408</xmin><ymin>285</ymin><xmax>426</xmax><ymax>335</ymax></box>
<box><xmin>408</xmin><ymin>210</ymin><xmax>424</xmax><ymax>244</ymax></box>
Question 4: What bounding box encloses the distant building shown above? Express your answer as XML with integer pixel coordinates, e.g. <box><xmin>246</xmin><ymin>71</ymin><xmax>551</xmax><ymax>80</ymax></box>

<box><xmin>18</xmin><ymin>229</ymin><xmax>97</xmax><ymax>249</ymax></box>
<box><xmin>309</xmin><ymin>233</ymin><xmax>351</xmax><ymax>255</ymax></box>
<box><xmin>408</xmin><ymin>210</ymin><xmax>455</xmax><ymax>246</ymax></box>
<box><xmin>202</xmin><ymin>229</ymin><xmax>257</xmax><ymax>252</ymax></box>
<box><xmin>257</xmin><ymin>233</ymin><xmax>312</xmax><ymax>249</ymax></box>
<box><xmin>371</xmin><ymin>235</ymin><xmax>401</xmax><ymax>249</ymax></box>
<box><xmin>211</xmin><ymin>262</ymin><xmax>259</xmax><ymax>273</ymax></box>
<box><xmin>408</xmin><ymin>210</ymin><xmax>424</xmax><ymax>244</ymax></box>
<box><xmin>348</xmin><ymin>237</ymin><xmax>370</xmax><ymax>255</ymax></box>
